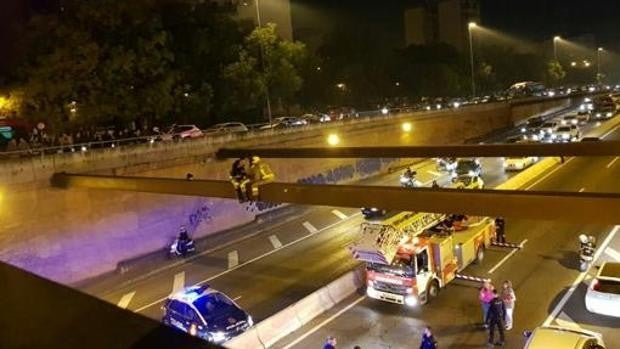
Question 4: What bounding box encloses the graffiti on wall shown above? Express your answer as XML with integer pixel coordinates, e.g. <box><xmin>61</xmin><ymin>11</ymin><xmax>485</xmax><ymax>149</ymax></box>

<box><xmin>187</xmin><ymin>202</ymin><xmax>213</xmax><ymax>232</ymax></box>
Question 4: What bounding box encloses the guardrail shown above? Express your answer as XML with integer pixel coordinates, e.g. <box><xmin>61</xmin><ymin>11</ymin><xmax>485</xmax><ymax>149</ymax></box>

<box><xmin>1</xmin><ymin>92</ymin><xmax>584</xmax><ymax>160</ymax></box>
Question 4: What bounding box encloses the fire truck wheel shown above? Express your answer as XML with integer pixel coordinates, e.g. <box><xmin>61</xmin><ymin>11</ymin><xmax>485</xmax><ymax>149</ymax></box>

<box><xmin>474</xmin><ymin>246</ymin><xmax>485</xmax><ymax>264</ymax></box>
<box><xmin>428</xmin><ymin>280</ymin><xmax>440</xmax><ymax>299</ymax></box>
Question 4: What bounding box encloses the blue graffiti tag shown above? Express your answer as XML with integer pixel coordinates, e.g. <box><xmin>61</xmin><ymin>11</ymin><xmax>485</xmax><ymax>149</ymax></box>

<box><xmin>188</xmin><ymin>203</ymin><xmax>213</xmax><ymax>231</ymax></box>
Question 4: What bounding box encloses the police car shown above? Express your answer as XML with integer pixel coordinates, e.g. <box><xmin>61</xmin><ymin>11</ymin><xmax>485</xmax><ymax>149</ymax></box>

<box><xmin>162</xmin><ymin>285</ymin><xmax>252</xmax><ymax>344</ymax></box>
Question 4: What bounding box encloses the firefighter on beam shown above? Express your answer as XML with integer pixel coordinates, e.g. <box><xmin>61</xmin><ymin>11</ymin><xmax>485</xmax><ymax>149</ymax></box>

<box><xmin>230</xmin><ymin>156</ymin><xmax>275</xmax><ymax>202</ymax></box>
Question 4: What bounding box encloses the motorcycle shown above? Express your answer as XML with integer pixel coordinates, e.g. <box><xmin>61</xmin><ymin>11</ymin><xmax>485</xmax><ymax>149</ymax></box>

<box><xmin>578</xmin><ymin>234</ymin><xmax>596</xmax><ymax>272</ymax></box>
<box><xmin>168</xmin><ymin>238</ymin><xmax>196</xmax><ymax>258</ymax></box>
<box><xmin>400</xmin><ymin>174</ymin><xmax>422</xmax><ymax>188</ymax></box>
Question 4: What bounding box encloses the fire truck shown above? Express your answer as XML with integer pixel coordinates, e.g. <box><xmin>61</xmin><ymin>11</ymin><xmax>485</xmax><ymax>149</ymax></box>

<box><xmin>350</xmin><ymin>211</ymin><xmax>494</xmax><ymax>306</ymax></box>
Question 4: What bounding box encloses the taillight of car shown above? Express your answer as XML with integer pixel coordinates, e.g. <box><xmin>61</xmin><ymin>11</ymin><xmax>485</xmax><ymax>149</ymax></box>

<box><xmin>591</xmin><ymin>279</ymin><xmax>600</xmax><ymax>291</ymax></box>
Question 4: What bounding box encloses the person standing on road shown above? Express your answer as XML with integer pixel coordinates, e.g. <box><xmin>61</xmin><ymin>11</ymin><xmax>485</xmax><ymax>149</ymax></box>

<box><xmin>323</xmin><ymin>336</ymin><xmax>337</xmax><ymax>349</ymax></box>
<box><xmin>495</xmin><ymin>217</ymin><xmax>506</xmax><ymax>244</ymax></box>
<box><xmin>479</xmin><ymin>280</ymin><xmax>495</xmax><ymax>327</ymax></box>
<box><xmin>486</xmin><ymin>289</ymin><xmax>507</xmax><ymax>346</ymax></box>
<box><xmin>501</xmin><ymin>280</ymin><xmax>516</xmax><ymax>330</ymax></box>
<box><xmin>419</xmin><ymin>326</ymin><xmax>438</xmax><ymax>349</ymax></box>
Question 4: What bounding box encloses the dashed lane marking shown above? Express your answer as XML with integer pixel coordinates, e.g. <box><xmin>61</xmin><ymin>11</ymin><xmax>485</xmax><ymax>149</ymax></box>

<box><xmin>269</xmin><ymin>235</ymin><xmax>283</xmax><ymax>249</ymax></box>
<box><xmin>302</xmin><ymin>221</ymin><xmax>318</xmax><ymax>234</ymax></box>
<box><xmin>606</xmin><ymin>156</ymin><xmax>619</xmax><ymax>169</ymax></box>
<box><xmin>172</xmin><ymin>272</ymin><xmax>185</xmax><ymax>294</ymax></box>
<box><xmin>134</xmin><ymin>213</ymin><xmax>362</xmax><ymax>313</ymax></box>
<box><xmin>228</xmin><ymin>250</ymin><xmax>239</xmax><ymax>269</ymax></box>
<box><xmin>605</xmin><ymin>247</ymin><xmax>620</xmax><ymax>261</ymax></box>
<box><xmin>117</xmin><ymin>291</ymin><xmax>136</xmax><ymax>309</ymax></box>
<box><xmin>488</xmin><ymin>239</ymin><xmax>528</xmax><ymax>274</ymax></box>
<box><xmin>331</xmin><ymin>209</ymin><xmax>348</xmax><ymax>220</ymax></box>
<box><xmin>427</xmin><ymin>170</ymin><xmax>443</xmax><ymax>177</ymax></box>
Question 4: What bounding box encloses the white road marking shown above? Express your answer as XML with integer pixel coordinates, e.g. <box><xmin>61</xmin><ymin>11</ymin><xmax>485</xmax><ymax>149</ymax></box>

<box><xmin>172</xmin><ymin>272</ymin><xmax>185</xmax><ymax>294</ymax></box>
<box><xmin>554</xmin><ymin>311</ymin><xmax>582</xmax><ymax>330</ymax></box>
<box><xmin>543</xmin><ymin>225</ymin><xmax>619</xmax><ymax>326</ymax></box>
<box><xmin>578</xmin><ymin>187</ymin><xmax>585</xmax><ymax>192</ymax></box>
<box><xmin>525</xmin><ymin>158</ymin><xmax>574</xmax><ymax>190</ymax></box>
<box><xmin>488</xmin><ymin>239</ymin><xmax>528</xmax><ymax>274</ymax></box>
<box><xmin>427</xmin><ymin>170</ymin><xmax>442</xmax><ymax>177</ymax></box>
<box><xmin>228</xmin><ymin>250</ymin><xmax>239</xmax><ymax>269</ymax></box>
<box><xmin>331</xmin><ymin>209</ymin><xmax>348</xmax><ymax>220</ymax></box>
<box><xmin>117</xmin><ymin>291</ymin><xmax>136</xmax><ymax>309</ymax></box>
<box><xmin>281</xmin><ymin>296</ymin><xmax>367</xmax><ymax>349</ymax></box>
<box><xmin>605</xmin><ymin>247</ymin><xmax>620</xmax><ymax>261</ymax></box>
<box><xmin>303</xmin><ymin>221</ymin><xmax>318</xmax><ymax>234</ymax></box>
<box><xmin>269</xmin><ymin>235</ymin><xmax>283</xmax><ymax>249</ymax></box>
<box><xmin>606</xmin><ymin>156</ymin><xmax>619</xmax><ymax>169</ymax></box>
<box><xmin>600</xmin><ymin>122</ymin><xmax>620</xmax><ymax>139</ymax></box>
<box><xmin>134</xmin><ymin>213</ymin><xmax>362</xmax><ymax>313</ymax></box>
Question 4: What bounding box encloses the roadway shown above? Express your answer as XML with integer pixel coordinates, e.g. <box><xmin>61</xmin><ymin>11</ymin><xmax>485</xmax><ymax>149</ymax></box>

<box><xmin>274</xmin><ymin>119</ymin><xmax>620</xmax><ymax>349</ymax></box>
<box><xmin>76</xmin><ymin>105</ymin><xmax>620</xmax><ymax>347</ymax></box>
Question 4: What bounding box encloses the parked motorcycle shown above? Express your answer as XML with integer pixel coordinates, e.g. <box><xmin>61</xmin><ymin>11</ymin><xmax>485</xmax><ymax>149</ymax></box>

<box><xmin>168</xmin><ymin>238</ymin><xmax>196</xmax><ymax>258</ymax></box>
<box><xmin>578</xmin><ymin>234</ymin><xmax>596</xmax><ymax>272</ymax></box>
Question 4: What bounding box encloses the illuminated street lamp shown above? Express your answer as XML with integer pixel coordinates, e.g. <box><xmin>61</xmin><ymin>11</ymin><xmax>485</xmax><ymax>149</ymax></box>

<box><xmin>336</xmin><ymin>83</ymin><xmax>346</xmax><ymax>90</ymax></box>
<box><xmin>401</xmin><ymin>122</ymin><xmax>413</xmax><ymax>133</ymax></box>
<box><xmin>468</xmin><ymin>22</ymin><xmax>478</xmax><ymax>98</ymax></box>
<box><xmin>571</xmin><ymin>61</ymin><xmax>577</xmax><ymax>67</ymax></box>
<box><xmin>597</xmin><ymin>47</ymin><xmax>604</xmax><ymax>84</ymax></box>
<box><xmin>553</xmin><ymin>36</ymin><xmax>561</xmax><ymax>61</ymax></box>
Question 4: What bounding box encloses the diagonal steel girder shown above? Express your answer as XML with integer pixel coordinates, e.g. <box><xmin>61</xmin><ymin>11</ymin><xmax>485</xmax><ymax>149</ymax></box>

<box><xmin>51</xmin><ymin>173</ymin><xmax>620</xmax><ymax>224</ymax></box>
<box><xmin>216</xmin><ymin>141</ymin><xmax>620</xmax><ymax>159</ymax></box>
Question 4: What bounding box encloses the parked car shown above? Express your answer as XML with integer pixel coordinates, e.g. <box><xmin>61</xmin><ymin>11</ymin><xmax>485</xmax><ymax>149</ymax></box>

<box><xmin>523</xmin><ymin>326</ymin><xmax>605</xmax><ymax>349</ymax></box>
<box><xmin>160</xmin><ymin>124</ymin><xmax>204</xmax><ymax>141</ymax></box>
<box><xmin>301</xmin><ymin>113</ymin><xmax>331</xmax><ymax>123</ymax></box>
<box><xmin>204</xmin><ymin>122</ymin><xmax>248</xmax><ymax>134</ymax></box>
<box><xmin>585</xmin><ymin>262</ymin><xmax>620</xmax><ymax>317</ymax></box>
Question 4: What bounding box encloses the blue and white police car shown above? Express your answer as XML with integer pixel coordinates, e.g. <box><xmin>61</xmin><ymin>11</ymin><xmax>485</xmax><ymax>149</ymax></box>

<box><xmin>162</xmin><ymin>285</ymin><xmax>253</xmax><ymax>344</ymax></box>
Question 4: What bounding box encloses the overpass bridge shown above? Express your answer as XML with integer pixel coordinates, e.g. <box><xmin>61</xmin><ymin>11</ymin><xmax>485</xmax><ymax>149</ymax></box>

<box><xmin>0</xmin><ymin>94</ymin><xmax>581</xmax><ymax>284</ymax></box>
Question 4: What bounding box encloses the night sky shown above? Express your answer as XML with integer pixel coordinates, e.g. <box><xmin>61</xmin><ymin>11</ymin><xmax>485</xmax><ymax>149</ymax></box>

<box><xmin>292</xmin><ymin>0</ymin><xmax>620</xmax><ymax>48</ymax></box>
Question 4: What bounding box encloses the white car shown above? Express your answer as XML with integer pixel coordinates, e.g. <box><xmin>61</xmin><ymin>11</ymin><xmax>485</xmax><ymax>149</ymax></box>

<box><xmin>161</xmin><ymin>124</ymin><xmax>204</xmax><ymax>141</ymax></box>
<box><xmin>539</xmin><ymin>121</ymin><xmax>559</xmax><ymax>141</ymax></box>
<box><xmin>554</xmin><ymin>125</ymin><xmax>580</xmax><ymax>142</ymax></box>
<box><xmin>523</xmin><ymin>326</ymin><xmax>605</xmax><ymax>349</ymax></box>
<box><xmin>585</xmin><ymin>262</ymin><xmax>620</xmax><ymax>317</ymax></box>
<box><xmin>561</xmin><ymin>114</ymin><xmax>579</xmax><ymax>126</ymax></box>
<box><xmin>204</xmin><ymin>122</ymin><xmax>248</xmax><ymax>134</ymax></box>
<box><xmin>504</xmin><ymin>156</ymin><xmax>538</xmax><ymax>171</ymax></box>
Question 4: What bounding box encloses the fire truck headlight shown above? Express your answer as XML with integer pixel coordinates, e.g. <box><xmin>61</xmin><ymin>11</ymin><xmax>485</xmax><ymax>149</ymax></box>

<box><xmin>406</xmin><ymin>287</ymin><xmax>414</xmax><ymax>294</ymax></box>
<box><xmin>405</xmin><ymin>295</ymin><xmax>418</xmax><ymax>307</ymax></box>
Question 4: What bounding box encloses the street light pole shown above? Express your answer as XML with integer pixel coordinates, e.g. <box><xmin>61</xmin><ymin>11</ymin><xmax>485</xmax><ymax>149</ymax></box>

<box><xmin>254</xmin><ymin>0</ymin><xmax>273</xmax><ymax>126</ymax></box>
<box><xmin>597</xmin><ymin>47</ymin><xmax>603</xmax><ymax>85</ymax></box>
<box><xmin>468</xmin><ymin>22</ymin><xmax>477</xmax><ymax>98</ymax></box>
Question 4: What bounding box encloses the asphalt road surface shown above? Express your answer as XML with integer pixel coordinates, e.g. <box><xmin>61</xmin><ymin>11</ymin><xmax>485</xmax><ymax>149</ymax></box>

<box><xmin>78</xmin><ymin>105</ymin><xmax>620</xmax><ymax>348</ymax></box>
<box><xmin>274</xmin><ymin>118</ymin><xmax>620</xmax><ymax>349</ymax></box>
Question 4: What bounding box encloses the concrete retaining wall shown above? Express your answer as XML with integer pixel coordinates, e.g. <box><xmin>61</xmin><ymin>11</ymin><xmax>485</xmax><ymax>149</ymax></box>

<box><xmin>226</xmin><ymin>267</ymin><xmax>365</xmax><ymax>349</ymax></box>
<box><xmin>0</xmin><ymin>97</ymin><xmax>574</xmax><ymax>284</ymax></box>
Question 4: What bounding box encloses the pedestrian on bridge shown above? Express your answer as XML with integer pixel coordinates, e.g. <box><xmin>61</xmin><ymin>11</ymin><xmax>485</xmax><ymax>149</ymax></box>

<box><xmin>419</xmin><ymin>326</ymin><xmax>438</xmax><ymax>349</ymax></box>
<box><xmin>486</xmin><ymin>289</ymin><xmax>506</xmax><ymax>347</ymax></box>
<box><xmin>501</xmin><ymin>280</ymin><xmax>516</xmax><ymax>330</ymax></box>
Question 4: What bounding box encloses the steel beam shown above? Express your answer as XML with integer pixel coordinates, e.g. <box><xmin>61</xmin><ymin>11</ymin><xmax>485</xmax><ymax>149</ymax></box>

<box><xmin>216</xmin><ymin>141</ymin><xmax>620</xmax><ymax>159</ymax></box>
<box><xmin>52</xmin><ymin>173</ymin><xmax>620</xmax><ymax>224</ymax></box>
